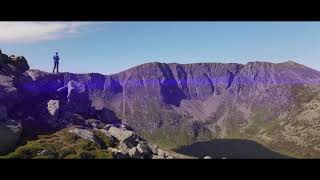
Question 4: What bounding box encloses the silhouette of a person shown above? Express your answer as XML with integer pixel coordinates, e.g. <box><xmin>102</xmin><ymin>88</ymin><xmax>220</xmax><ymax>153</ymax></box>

<box><xmin>53</xmin><ymin>52</ymin><xmax>60</xmax><ymax>73</ymax></box>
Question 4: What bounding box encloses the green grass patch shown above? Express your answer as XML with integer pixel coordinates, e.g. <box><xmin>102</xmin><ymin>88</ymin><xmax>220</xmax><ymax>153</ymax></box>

<box><xmin>140</xmin><ymin>128</ymin><xmax>194</xmax><ymax>150</ymax></box>
<box><xmin>0</xmin><ymin>128</ymin><xmax>114</xmax><ymax>159</ymax></box>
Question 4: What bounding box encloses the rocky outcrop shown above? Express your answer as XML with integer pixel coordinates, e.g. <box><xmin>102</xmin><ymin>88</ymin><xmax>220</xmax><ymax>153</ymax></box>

<box><xmin>0</xmin><ymin>119</ymin><xmax>23</xmax><ymax>154</ymax></box>
<box><xmin>0</xmin><ymin>51</ymin><xmax>29</xmax><ymax>77</ymax></box>
<box><xmin>58</xmin><ymin>80</ymin><xmax>91</xmax><ymax>114</ymax></box>
<box><xmin>0</xmin><ymin>50</ymin><xmax>29</xmax><ymax>154</ymax></box>
<box><xmin>67</xmin><ymin>124</ymin><xmax>182</xmax><ymax>159</ymax></box>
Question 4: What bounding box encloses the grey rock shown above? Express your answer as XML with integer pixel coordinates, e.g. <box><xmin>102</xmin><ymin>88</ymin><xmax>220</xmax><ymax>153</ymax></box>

<box><xmin>128</xmin><ymin>147</ymin><xmax>142</xmax><ymax>158</ymax></box>
<box><xmin>8</xmin><ymin>56</ymin><xmax>30</xmax><ymax>74</ymax></box>
<box><xmin>152</xmin><ymin>155</ymin><xmax>164</xmax><ymax>159</ymax></box>
<box><xmin>65</xmin><ymin>81</ymin><xmax>91</xmax><ymax>114</ymax></box>
<box><xmin>204</xmin><ymin>156</ymin><xmax>212</xmax><ymax>159</ymax></box>
<box><xmin>0</xmin><ymin>51</ymin><xmax>29</xmax><ymax>76</ymax></box>
<box><xmin>136</xmin><ymin>141</ymin><xmax>152</xmax><ymax>156</ymax></box>
<box><xmin>69</xmin><ymin>128</ymin><xmax>96</xmax><ymax>143</ymax></box>
<box><xmin>86</xmin><ymin>119</ymin><xmax>106</xmax><ymax>129</ymax></box>
<box><xmin>37</xmin><ymin>150</ymin><xmax>50</xmax><ymax>156</ymax></box>
<box><xmin>157</xmin><ymin>149</ymin><xmax>167</xmax><ymax>158</ymax></box>
<box><xmin>47</xmin><ymin>100</ymin><xmax>61</xmax><ymax>117</ymax></box>
<box><xmin>0</xmin><ymin>119</ymin><xmax>23</xmax><ymax>154</ymax></box>
<box><xmin>113</xmin><ymin>151</ymin><xmax>130</xmax><ymax>159</ymax></box>
<box><xmin>148</xmin><ymin>143</ymin><xmax>158</xmax><ymax>154</ymax></box>
<box><xmin>53</xmin><ymin>80</ymin><xmax>91</xmax><ymax>115</ymax></box>
<box><xmin>107</xmin><ymin>147</ymin><xmax>119</xmax><ymax>153</ymax></box>
<box><xmin>97</xmin><ymin>128</ymin><xmax>113</xmax><ymax>138</ymax></box>
<box><xmin>107</xmin><ymin>126</ymin><xmax>137</xmax><ymax>146</ymax></box>
<box><xmin>167</xmin><ymin>155</ymin><xmax>174</xmax><ymax>159</ymax></box>
<box><xmin>0</xmin><ymin>74</ymin><xmax>19</xmax><ymax>108</ymax></box>
<box><xmin>118</xmin><ymin>142</ymin><xmax>129</xmax><ymax>153</ymax></box>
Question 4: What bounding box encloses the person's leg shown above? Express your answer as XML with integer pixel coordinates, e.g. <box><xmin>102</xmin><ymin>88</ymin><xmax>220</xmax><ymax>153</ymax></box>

<box><xmin>57</xmin><ymin>62</ymin><xmax>59</xmax><ymax>73</ymax></box>
<box><xmin>53</xmin><ymin>62</ymin><xmax>56</xmax><ymax>73</ymax></box>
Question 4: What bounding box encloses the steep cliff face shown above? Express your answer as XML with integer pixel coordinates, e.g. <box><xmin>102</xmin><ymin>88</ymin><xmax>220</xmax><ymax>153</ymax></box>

<box><xmin>16</xmin><ymin>61</ymin><xmax>320</xmax><ymax>133</ymax></box>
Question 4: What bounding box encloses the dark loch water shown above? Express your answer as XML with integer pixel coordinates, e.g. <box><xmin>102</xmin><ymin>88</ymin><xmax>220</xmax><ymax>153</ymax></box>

<box><xmin>174</xmin><ymin>139</ymin><xmax>293</xmax><ymax>159</ymax></box>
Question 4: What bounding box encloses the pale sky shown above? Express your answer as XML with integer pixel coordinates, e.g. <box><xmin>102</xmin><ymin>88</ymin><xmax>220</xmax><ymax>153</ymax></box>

<box><xmin>0</xmin><ymin>21</ymin><xmax>320</xmax><ymax>74</ymax></box>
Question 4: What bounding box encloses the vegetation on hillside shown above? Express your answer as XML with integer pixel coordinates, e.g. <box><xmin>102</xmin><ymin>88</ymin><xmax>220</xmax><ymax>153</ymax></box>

<box><xmin>0</xmin><ymin>128</ymin><xmax>114</xmax><ymax>159</ymax></box>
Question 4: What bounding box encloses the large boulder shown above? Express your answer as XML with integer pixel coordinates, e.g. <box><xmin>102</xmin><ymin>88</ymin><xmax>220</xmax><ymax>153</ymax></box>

<box><xmin>69</xmin><ymin>128</ymin><xmax>96</xmax><ymax>142</ymax></box>
<box><xmin>107</xmin><ymin>126</ymin><xmax>138</xmax><ymax>147</ymax></box>
<box><xmin>8</xmin><ymin>56</ymin><xmax>30</xmax><ymax>74</ymax></box>
<box><xmin>57</xmin><ymin>80</ymin><xmax>91</xmax><ymax>114</ymax></box>
<box><xmin>0</xmin><ymin>119</ymin><xmax>23</xmax><ymax>154</ymax></box>
<box><xmin>44</xmin><ymin>100</ymin><xmax>72</xmax><ymax>128</ymax></box>
<box><xmin>23</xmin><ymin>69</ymin><xmax>63</xmax><ymax>99</ymax></box>
<box><xmin>0</xmin><ymin>74</ymin><xmax>19</xmax><ymax>108</ymax></box>
<box><xmin>136</xmin><ymin>141</ymin><xmax>152</xmax><ymax>157</ymax></box>
<box><xmin>0</xmin><ymin>51</ymin><xmax>29</xmax><ymax>76</ymax></box>
<box><xmin>68</xmin><ymin>127</ymin><xmax>108</xmax><ymax>149</ymax></box>
<box><xmin>128</xmin><ymin>147</ymin><xmax>143</xmax><ymax>159</ymax></box>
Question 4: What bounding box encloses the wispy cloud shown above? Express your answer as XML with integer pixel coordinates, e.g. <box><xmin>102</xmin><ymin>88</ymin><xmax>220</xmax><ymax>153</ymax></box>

<box><xmin>0</xmin><ymin>22</ymin><xmax>105</xmax><ymax>43</ymax></box>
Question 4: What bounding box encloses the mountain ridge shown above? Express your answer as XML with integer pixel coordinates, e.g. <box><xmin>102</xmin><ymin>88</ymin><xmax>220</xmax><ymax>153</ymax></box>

<box><xmin>2</xmin><ymin>50</ymin><xmax>320</xmax><ymax>158</ymax></box>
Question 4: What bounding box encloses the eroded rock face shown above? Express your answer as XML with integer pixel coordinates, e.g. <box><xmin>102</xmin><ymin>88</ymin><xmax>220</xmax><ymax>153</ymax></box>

<box><xmin>59</xmin><ymin>80</ymin><xmax>91</xmax><ymax>114</ymax></box>
<box><xmin>0</xmin><ymin>51</ymin><xmax>29</xmax><ymax>76</ymax></box>
<box><xmin>8</xmin><ymin>56</ymin><xmax>30</xmax><ymax>74</ymax></box>
<box><xmin>0</xmin><ymin>74</ymin><xmax>19</xmax><ymax>109</ymax></box>
<box><xmin>19</xmin><ymin>60</ymin><xmax>320</xmax><ymax>135</ymax></box>
<box><xmin>0</xmin><ymin>119</ymin><xmax>23</xmax><ymax>154</ymax></box>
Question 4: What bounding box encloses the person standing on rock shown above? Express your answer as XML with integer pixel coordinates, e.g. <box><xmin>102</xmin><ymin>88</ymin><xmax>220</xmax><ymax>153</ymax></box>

<box><xmin>52</xmin><ymin>52</ymin><xmax>60</xmax><ymax>73</ymax></box>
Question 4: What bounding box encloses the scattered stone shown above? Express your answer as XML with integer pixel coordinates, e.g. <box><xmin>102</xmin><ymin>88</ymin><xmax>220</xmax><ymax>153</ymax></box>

<box><xmin>97</xmin><ymin>128</ymin><xmax>113</xmax><ymax>137</ymax></box>
<box><xmin>107</xmin><ymin>147</ymin><xmax>119</xmax><ymax>153</ymax></box>
<box><xmin>86</xmin><ymin>119</ymin><xmax>106</xmax><ymax>129</ymax></box>
<box><xmin>114</xmin><ymin>151</ymin><xmax>130</xmax><ymax>159</ymax></box>
<box><xmin>118</xmin><ymin>142</ymin><xmax>130</xmax><ymax>153</ymax></box>
<box><xmin>128</xmin><ymin>147</ymin><xmax>142</xmax><ymax>158</ymax></box>
<box><xmin>107</xmin><ymin>126</ymin><xmax>137</xmax><ymax>146</ymax></box>
<box><xmin>167</xmin><ymin>155</ymin><xmax>174</xmax><ymax>159</ymax></box>
<box><xmin>157</xmin><ymin>149</ymin><xmax>167</xmax><ymax>158</ymax></box>
<box><xmin>148</xmin><ymin>143</ymin><xmax>158</xmax><ymax>154</ymax></box>
<box><xmin>69</xmin><ymin>128</ymin><xmax>95</xmax><ymax>142</ymax></box>
<box><xmin>37</xmin><ymin>150</ymin><xmax>50</xmax><ymax>156</ymax></box>
<box><xmin>152</xmin><ymin>155</ymin><xmax>164</xmax><ymax>159</ymax></box>
<box><xmin>104</xmin><ymin>124</ymin><xmax>113</xmax><ymax>131</ymax></box>
<box><xmin>136</xmin><ymin>141</ymin><xmax>152</xmax><ymax>156</ymax></box>
<box><xmin>204</xmin><ymin>156</ymin><xmax>212</xmax><ymax>159</ymax></box>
